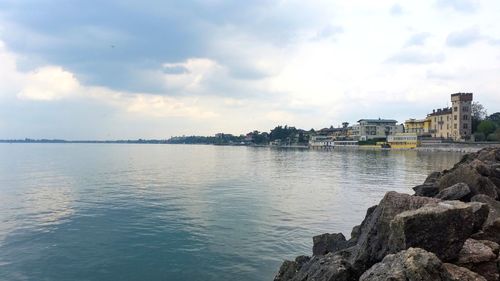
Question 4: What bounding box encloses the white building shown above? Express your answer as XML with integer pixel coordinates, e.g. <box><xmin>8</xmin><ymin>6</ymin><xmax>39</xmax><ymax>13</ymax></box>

<box><xmin>309</xmin><ymin>135</ymin><xmax>334</xmax><ymax>147</ymax></box>
<box><xmin>353</xmin><ymin>119</ymin><xmax>404</xmax><ymax>141</ymax></box>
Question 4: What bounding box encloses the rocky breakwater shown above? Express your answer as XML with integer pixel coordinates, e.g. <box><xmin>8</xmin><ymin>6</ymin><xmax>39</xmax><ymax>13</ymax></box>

<box><xmin>274</xmin><ymin>147</ymin><xmax>500</xmax><ymax>281</ymax></box>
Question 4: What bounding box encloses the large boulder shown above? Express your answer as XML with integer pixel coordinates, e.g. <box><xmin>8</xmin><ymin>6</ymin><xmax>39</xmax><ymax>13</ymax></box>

<box><xmin>456</xmin><ymin>239</ymin><xmax>500</xmax><ymax>281</ymax></box>
<box><xmin>413</xmin><ymin>171</ymin><xmax>441</xmax><ymax>197</ymax></box>
<box><xmin>472</xmin><ymin>194</ymin><xmax>500</xmax><ymax>227</ymax></box>
<box><xmin>437</xmin><ymin>164</ymin><xmax>498</xmax><ymax>199</ymax></box>
<box><xmin>274</xmin><ymin>256</ymin><xmax>310</xmax><ymax>281</ymax></box>
<box><xmin>312</xmin><ymin>233</ymin><xmax>349</xmax><ymax>256</ymax></box>
<box><xmin>435</xmin><ymin>182</ymin><xmax>471</xmax><ymax>200</ymax></box>
<box><xmin>472</xmin><ymin>218</ymin><xmax>500</xmax><ymax>244</ymax></box>
<box><xmin>285</xmin><ymin>253</ymin><xmax>356</xmax><ymax>281</ymax></box>
<box><xmin>442</xmin><ymin>263</ymin><xmax>487</xmax><ymax>281</ymax></box>
<box><xmin>346</xmin><ymin>192</ymin><xmax>440</xmax><ymax>272</ymax></box>
<box><xmin>457</xmin><ymin>239</ymin><xmax>497</xmax><ymax>264</ymax></box>
<box><xmin>388</xmin><ymin>201</ymin><xmax>487</xmax><ymax>261</ymax></box>
<box><xmin>359</xmin><ymin>248</ymin><xmax>482</xmax><ymax>281</ymax></box>
<box><xmin>459</xmin><ymin>147</ymin><xmax>500</xmax><ymax>165</ymax></box>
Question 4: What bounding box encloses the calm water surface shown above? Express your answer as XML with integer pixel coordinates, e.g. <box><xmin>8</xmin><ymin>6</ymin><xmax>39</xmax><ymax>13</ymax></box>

<box><xmin>0</xmin><ymin>144</ymin><xmax>463</xmax><ymax>281</ymax></box>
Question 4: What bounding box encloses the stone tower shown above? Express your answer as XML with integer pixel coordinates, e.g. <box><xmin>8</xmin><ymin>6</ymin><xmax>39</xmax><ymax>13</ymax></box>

<box><xmin>451</xmin><ymin>93</ymin><xmax>473</xmax><ymax>141</ymax></box>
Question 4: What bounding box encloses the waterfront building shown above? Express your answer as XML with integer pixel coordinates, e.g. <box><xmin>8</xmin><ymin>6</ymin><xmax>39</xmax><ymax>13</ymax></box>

<box><xmin>387</xmin><ymin>133</ymin><xmax>419</xmax><ymax>149</ymax></box>
<box><xmin>426</xmin><ymin>93</ymin><xmax>473</xmax><ymax>141</ymax></box>
<box><xmin>404</xmin><ymin>118</ymin><xmax>432</xmax><ymax>136</ymax></box>
<box><xmin>353</xmin><ymin>119</ymin><xmax>404</xmax><ymax>141</ymax></box>
<box><xmin>309</xmin><ymin>135</ymin><xmax>334</xmax><ymax>147</ymax></box>
<box><xmin>451</xmin><ymin>93</ymin><xmax>473</xmax><ymax>140</ymax></box>
<box><xmin>333</xmin><ymin>140</ymin><xmax>358</xmax><ymax>147</ymax></box>
<box><xmin>428</xmin><ymin>107</ymin><xmax>453</xmax><ymax>139</ymax></box>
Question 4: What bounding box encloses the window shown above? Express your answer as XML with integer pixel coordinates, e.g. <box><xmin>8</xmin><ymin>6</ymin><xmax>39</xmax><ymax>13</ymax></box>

<box><xmin>454</xmin><ymin>124</ymin><xmax>457</xmax><ymax>129</ymax></box>
<box><xmin>463</xmin><ymin>115</ymin><xmax>467</xmax><ymax>120</ymax></box>
<box><xmin>463</xmin><ymin>106</ymin><xmax>468</xmax><ymax>112</ymax></box>
<box><xmin>454</xmin><ymin>115</ymin><xmax>457</xmax><ymax>120</ymax></box>
<box><xmin>464</xmin><ymin>123</ymin><xmax>468</xmax><ymax>129</ymax></box>
<box><xmin>454</xmin><ymin>106</ymin><xmax>458</xmax><ymax>111</ymax></box>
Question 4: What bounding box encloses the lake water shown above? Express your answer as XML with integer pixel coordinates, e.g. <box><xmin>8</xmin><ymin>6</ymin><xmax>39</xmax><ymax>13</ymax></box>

<box><xmin>0</xmin><ymin>144</ymin><xmax>463</xmax><ymax>281</ymax></box>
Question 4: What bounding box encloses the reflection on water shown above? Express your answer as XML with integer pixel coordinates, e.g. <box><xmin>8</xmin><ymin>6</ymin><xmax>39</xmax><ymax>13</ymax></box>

<box><xmin>0</xmin><ymin>144</ymin><xmax>463</xmax><ymax>281</ymax></box>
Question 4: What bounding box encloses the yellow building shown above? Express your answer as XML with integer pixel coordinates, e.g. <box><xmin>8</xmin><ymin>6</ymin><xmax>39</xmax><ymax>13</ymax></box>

<box><xmin>387</xmin><ymin>133</ymin><xmax>420</xmax><ymax>149</ymax></box>
<box><xmin>423</xmin><ymin>118</ymin><xmax>432</xmax><ymax>134</ymax></box>
<box><xmin>406</xmin><ymin>93</ymin><xmax>473</xmax><ymax>141</ymax></box>
<box><xmin>404</xmin><ymin>118</ymin><xmax>433</xmax><ymax>136</ymax></box>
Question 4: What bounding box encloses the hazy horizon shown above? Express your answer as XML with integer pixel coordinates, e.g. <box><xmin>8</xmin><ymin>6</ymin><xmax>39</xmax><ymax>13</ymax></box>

<box><xmin>1</xmin><ymin>1</ymin><xmax>499</xmax><ymax>139</ymax></box>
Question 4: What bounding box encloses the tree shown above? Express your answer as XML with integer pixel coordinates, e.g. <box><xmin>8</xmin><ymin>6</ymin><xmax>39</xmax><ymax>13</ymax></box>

<box><xmin>474</xmin><ymin>132</ymin><xmax>486</xmax><ymax>142</ymax></box>
<box><xmin>487</xmin><ymin>129</ymin><xmax>500</xmax><ymax>141</ymax></box>
<box><xmin>471</xmin><ymin>102</ymin><xmax>488</xmax><ymax>133</ymax></box>
<box><xmin>477</xmin><ymin>120</ymin><xmax>497</xmax><ymax>137</ymax></box>
<box><xmin>487</xmin><ymin>112</ymin><xmax>500</xmax><ymax>125</ymax></box>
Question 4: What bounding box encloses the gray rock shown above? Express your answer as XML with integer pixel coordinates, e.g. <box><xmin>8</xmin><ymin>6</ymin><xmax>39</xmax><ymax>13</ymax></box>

<box><xmin>413</xmin><ymin>183</ymin><xmax>439</xmax><ymax>197</ymax></box>
<box><xmin>471</xmin><ymin>159</ymin><xmax>493</xmax><ymax>177</ymax></box>
<box><xmin>413</xmin><ymin>172</ymin><xmax>442</xmax><ymax>197</ymax></box>
<box><xmin>359</xmin><ymin>248</ymin><xmax>447</xmax><ymax>281</ymax></box>
<box><xmin>470</xmin><ymin>202</ymin><xmax>490</xmax><ymax>233</ymax></box>
<box><xmin>456</xmin><ymin>239</ymin><xmax>499</xmax><ymax>281</ymax></box>
<box><xmin>490</xmin><ymin>164</ymin><xmax>500</xmax><ymax>178</ymax></box>
<box><xmin>312</xmin><ymin>233</ymin><xmax>348</xmax><ymax>256</ymax></box>
<box><xmin>347</xmin><ymin>192</ymin><xmax>440</xmax><ymax>272</ymax></box>
<box><xmin>472</xmin><ymin>194</ymin><xmax>500</xmax><ymax>227</ymax></box>
<box><xmin>350</xmin><ymin>225</ymin><xmax>361</xmax><ymax>242</ymax></box>
<box><xmin>273</xmin><ymin>256</ymin><xmax>310</xmax><ymax>281</ymax></box>
<box><xmin>435</xmin><ymin>182</ymin><xmax>471</xmax><ymax>200</ymax></box>
<box><xmin>389</xmin><ymin>201</ymin><xmax>485</xmax><ymax>261</ymax></box>
<box><xmin>457</xmin><ymin>239</ymin><xmax>497</xmax><ymax>264</ymax></box>
<box><xmin>442</xmin><ymin>263</ymin><xmax>487</xmax><ymax>281</ymax></box>
<box><xmin>437</xmin><ymin>163</ymin><xmax>498</xmax><ymax>199</ymax></box>
<box><xmin>479</xmin><ymin>240</ymin><xmax>499</xmax><ymax>255</ymax></box>
<box><xmin>289</xmin><ymin>253</ymin><xmax>356</xmax><ymax>281</ymax></box>
<box><xmin>472</xmin><ymin>218</ymin><xmax>500</xmax><ymax>244</ymax></box>
<box><xmin>467</xmin><ymin>261</ymin><xmax>499</xmax><ymax>281</ymax></box>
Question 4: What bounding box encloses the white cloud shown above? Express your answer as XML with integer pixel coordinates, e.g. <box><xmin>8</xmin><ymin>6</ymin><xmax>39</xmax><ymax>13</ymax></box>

<box><xmin>446</xmin><ymin>27</ymin><xmax>482</xmax><ymax>47</ymax></box>
<box><xmin>1</xmin><ymin>0</ymin><xmax>500</xmax><ymax>138</ymax></box>
<box><xmin>162</xmin><ymin>58</ymin><xmax>222</xmax><ymax>93</ymax></box>
<box><xmin>18</xmin><ymin>66</ymin><xmax>80</xmax><ymax>101</ymax></box>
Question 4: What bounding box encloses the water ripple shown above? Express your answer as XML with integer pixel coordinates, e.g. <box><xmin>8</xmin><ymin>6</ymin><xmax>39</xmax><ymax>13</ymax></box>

<box><xmin>0</xmin><ymin>144</ymin><xmax>463</xmax><ymax>281</ymax></box>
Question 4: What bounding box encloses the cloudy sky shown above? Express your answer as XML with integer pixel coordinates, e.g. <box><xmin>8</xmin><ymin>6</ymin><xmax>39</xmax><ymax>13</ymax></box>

<box><xmin>0</xmin><ymin>0</ymin><xmax>499</xmax><ymax>139</ymax></box>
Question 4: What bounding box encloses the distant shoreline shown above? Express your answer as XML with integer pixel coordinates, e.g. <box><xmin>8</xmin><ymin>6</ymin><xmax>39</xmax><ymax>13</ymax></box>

<box><xmin>2</xmin><ymin>140</ymin><xmax>498</xmax><ymax>153</ymax></box>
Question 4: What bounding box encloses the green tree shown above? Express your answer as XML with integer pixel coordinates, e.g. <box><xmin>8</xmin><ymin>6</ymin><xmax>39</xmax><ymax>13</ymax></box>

<box><xmin>471</xmin><ymin>102</ymin><xmax>487</xmax><ymax>133</ymax></box>
<box><xmin>477</xmin><ymin>120</ymin><xmax>497</xmax><ymax>138</ymax></box>
<box><xmin>487</xmin><ymin>112</ymin><xmax>500</xmax><ymax>125</ymax></box>
<box><xmin>487</xmin><ymin>129</ymin><xmax>500</xmax><ymax>141</ymax></box>
<box><xmin>474</xmin><ymin>132</ymin><xmax>486</xmax><ymax>142</ymax></box>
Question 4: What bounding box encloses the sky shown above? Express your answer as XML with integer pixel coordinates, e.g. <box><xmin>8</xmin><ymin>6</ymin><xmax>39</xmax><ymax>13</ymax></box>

<box><xmin>0</xmin><ymin>0</ymin><xmax>499</xmax><ymax>139</ymax></box>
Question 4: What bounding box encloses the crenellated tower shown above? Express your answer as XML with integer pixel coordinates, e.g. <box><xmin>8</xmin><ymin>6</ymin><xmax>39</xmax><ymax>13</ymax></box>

<box><xmin>450</xmin><ymin>93</ymin><xmax>473</xmax><ymax>140</ymax></box>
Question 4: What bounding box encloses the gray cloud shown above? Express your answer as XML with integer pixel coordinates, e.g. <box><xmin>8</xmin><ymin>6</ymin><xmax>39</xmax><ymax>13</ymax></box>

<box><xmin>0</xmin><ymin>1</ymin><xmax>335</xmax><ymax>94</ymax></box>
<box><xmin>405</xmin><ymin>32</ymin><xmax>432</xmax><ymax>47</ymax></box>
<box><xmin>162</xmin><ymin>65</ymin><xmax>189</xmax><ymax>75</ymax></box>
<box><xmin>387</xmin><ymin>50</ymin><xmax>445</xmax><ymax>64</ymax></box>
<box><xmin>446</xmin><ymin>27</ymin><xmax>482</xmax><ymax>47</ymax></box>
<box><xmin>435</xmin><ymin>0</ymin><xmax>479</xmax><ymax>13</ymax></box>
